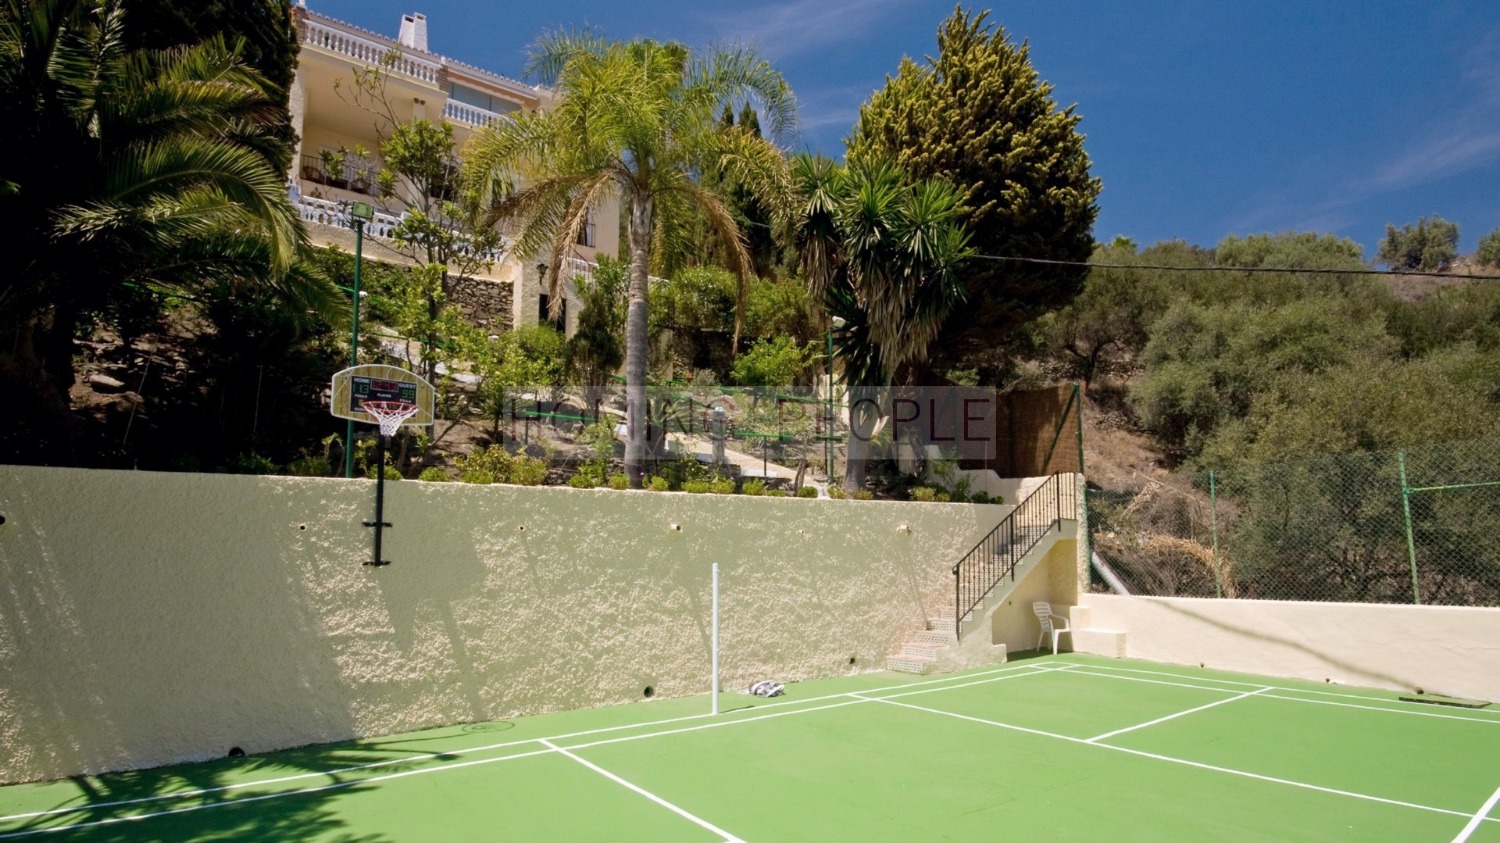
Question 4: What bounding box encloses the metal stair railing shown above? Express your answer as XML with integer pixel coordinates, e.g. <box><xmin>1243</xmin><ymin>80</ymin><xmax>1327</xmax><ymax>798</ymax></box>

<box><xmin>952</xmin><ymin>473</ymin><xmax>1078</xmax><ymax>637</ymax></box>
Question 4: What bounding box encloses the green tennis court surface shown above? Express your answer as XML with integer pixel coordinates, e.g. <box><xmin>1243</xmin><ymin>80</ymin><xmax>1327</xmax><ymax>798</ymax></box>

<box><xmin>4</xmin><ymin>654</ymin><xmax>1499</xmax><ymax>841</ymax></box>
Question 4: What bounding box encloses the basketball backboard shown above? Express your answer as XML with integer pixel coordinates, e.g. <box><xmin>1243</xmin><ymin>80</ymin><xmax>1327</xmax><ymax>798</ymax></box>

<box><xmin>330</xmin><ymin>364</ymin><xmax>435</xmax><ymax>428</ymax></box>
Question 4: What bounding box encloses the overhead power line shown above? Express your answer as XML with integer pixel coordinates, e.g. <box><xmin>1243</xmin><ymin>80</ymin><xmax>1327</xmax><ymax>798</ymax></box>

<box><xmin>973</xmin><ymin>253</ymin><xmax>1500</xmax><ymax>282</ymax></box>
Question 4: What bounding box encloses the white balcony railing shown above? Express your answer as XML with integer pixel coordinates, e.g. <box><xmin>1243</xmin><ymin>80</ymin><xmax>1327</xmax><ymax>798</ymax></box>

<box><xmin>296</xmin><ymin>193</ymin><xmax>403</xmax><ymax>239</ymax></box>
<box><xmin>561</xmin><ymin>257</ymin><xmax>666</xmax><ymax>287</ymax></box>
<box><xmin>293</xmin><ymin>191</ymin><xmax>503</xmax><ymax>262</ymax></box>
<box><xmin>443</xmin><ymin>100</ymin><xmax>505</xmax><ymax>129</ymax></box>
<box><xmin>302</xmin><ymin>17</ymin><xmax>440</xmax><ymax>86</ymax></box>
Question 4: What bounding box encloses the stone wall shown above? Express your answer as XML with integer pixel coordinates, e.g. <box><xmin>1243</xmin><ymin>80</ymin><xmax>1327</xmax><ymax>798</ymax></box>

<box><xmin>0</xmin><ymin>465</ymin><xmax>1003</xmax><ymax>783</ymax></box>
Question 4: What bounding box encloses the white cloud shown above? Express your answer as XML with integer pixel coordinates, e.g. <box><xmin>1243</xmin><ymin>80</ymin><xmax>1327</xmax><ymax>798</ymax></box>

<box><xmin>700</xmin><ymin>0</ymin><xmax>908</xmax><ymax>61</ymax></box>
<box><xmin>1367</xmin><ymin>25</ymin><xmax>1500</xmax><ymax>191</ymax></box>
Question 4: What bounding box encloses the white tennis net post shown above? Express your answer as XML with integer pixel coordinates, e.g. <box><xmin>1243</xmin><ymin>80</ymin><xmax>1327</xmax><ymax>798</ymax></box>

<box><xmin>711</xmin><ymin>562</ymin><xmax>720</xmax><ymax>715</ymax></box>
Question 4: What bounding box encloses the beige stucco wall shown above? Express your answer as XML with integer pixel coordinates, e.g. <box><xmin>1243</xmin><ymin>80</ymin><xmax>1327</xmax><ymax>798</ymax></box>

<box><xmin>0</xmin><ymin>466</ymin><xmax>1001</xmax><ymax>784</ymax></box>
<box><xmin>1076</xmin><ymin>594</ymin><xmax>1500</xmax><ymax>704</ymax></box>
<box><xmin>989</xmin><ymin>534</ymin><xmax>1080</xmax><ymax>652</ymax></box>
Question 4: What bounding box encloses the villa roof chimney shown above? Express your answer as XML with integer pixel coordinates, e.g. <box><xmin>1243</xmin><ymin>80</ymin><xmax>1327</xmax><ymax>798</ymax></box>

<box><xmin>398</xmin><ymin>12</ymin><xmax>428</xmax><ymax>53</ymax></box>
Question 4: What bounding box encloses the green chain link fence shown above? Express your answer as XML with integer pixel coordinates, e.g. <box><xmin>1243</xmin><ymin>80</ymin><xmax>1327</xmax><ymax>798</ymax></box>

<box><xmin>1087</xmin><ymin>438</ymin><xmax>1500</xmax><ymax>606</ymax></box>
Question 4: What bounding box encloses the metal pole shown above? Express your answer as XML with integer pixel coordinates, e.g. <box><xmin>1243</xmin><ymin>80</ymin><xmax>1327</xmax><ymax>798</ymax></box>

<box><xmin>1398</xmin><ymin>451</ymin><xmax>1422</xmax><ymax>605</ymax></box>
<box><xmin>826</xmin><ymin>327</ymin><xmax>833</xmax><ymax>478</ymax></box>
<box><xmin>344</xmin><ymin>219</ymin><xmax>365</xmax><ymax>479</ymax></box>
<box><xmin>711</xmin><ymin>562</ymin><xmax>720</xmax><ymax>715</ymax></box>
<box><xmin>1209</xmin><ymin>469</ymin><xmax>1223</xmax><ymax>598</ymax></box>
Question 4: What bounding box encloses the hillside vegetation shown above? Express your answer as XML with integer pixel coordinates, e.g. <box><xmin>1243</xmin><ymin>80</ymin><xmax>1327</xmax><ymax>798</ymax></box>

<box><xmin>1047</xmin><ymin>232</ymin><xmax>1500</xmax><ymax>476</ymax></box>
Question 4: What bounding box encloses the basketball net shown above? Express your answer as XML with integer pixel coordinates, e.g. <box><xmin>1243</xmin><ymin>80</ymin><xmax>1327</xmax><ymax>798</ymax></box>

<box><xmin>361</xmin><ymin>400</ymin><xmax>419</xmax><ymax>438</ymax></box>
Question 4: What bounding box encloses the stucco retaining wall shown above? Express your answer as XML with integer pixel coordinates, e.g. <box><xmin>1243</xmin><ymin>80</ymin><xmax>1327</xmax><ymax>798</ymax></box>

<box><xmin>0</xmin><ymin>466</ymin><xmax>1002</xmax><ymax>784</ymax></box>
<box><xmin>1076</xmin><ymin>594</ymin><xmax>1500</xmax><ymax>703</ymax></box>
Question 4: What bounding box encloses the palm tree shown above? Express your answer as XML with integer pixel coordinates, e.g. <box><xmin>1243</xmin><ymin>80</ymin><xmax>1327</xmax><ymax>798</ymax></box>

<box><xmin>0</xmin><ymin>0</ymin><xmax>331</xmax><ymax>462</ymax></box>
<box><xmin>793</xmin><ymin>155</ymin><xmax>972</xmax><ymax>490</ymax></box>
<box><xmin>465</xmin><ymin>33</ymin><xmax>796</xmax><ymax>487</ymax></box>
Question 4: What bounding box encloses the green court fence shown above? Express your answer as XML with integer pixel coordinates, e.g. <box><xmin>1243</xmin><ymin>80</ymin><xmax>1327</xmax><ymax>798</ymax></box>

<box><xmin>1087</xmin><ymin>437</ymin><xmax>1500</xmax><ymax>606</ymax></box>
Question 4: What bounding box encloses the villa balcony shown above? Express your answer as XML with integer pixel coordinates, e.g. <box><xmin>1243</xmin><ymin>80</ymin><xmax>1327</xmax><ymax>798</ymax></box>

<box><xmin>443</xmin><ymin>100</ymin><xmax>507</xmax><ymax>129</ymax></box>
<box><xmin>290</xmin><ymin>190</ymin><xmax>502</xmax><ymax>263</ymax></box>
<box><xmin>300</xmin><ymin>16</ymin><xmax>440</xmax><ymax>87</ymax></box>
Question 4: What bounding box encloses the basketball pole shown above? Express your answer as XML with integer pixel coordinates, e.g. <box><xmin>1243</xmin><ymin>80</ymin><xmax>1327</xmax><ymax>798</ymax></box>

<box><xmin>711</xmin><ymin>562</ymin><xmax>720</xmax><ymax>715</ymax></box>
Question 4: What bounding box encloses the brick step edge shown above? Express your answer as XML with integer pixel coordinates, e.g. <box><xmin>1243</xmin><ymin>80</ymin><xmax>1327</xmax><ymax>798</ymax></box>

<box><xmin>887</xmin><ymin>656</ymin><xmax>932</xmax><ymax>675</ymax></box>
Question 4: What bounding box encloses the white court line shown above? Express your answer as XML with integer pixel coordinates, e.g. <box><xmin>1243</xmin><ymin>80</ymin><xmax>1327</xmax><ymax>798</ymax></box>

<box><xmin>539</xmin><ymin>739</ymin><xmax>744</xmax><ymax>843</ymax></box>
<box><xmin>857</xmin><ymin>692</ymin><xmax>1491</xmax><ymax>824</ymax></box>
<box><xmin>1452</xmin><ymin>785</ymin><xmax>1500</xmax><ymax>843</ymax></box>
<box><xmin>1062</xmin><ymin>661</ymin><xmax>1500</xmax><ymax>717</ymax></box>
<box><xmin>1060</xmin><ymin>666</ymin><xmax>1500</xmax><ymax>727</ymax></box>
<box><xmin>0</xmin><ymin>661</ymin><xmax>1055</xmax><ymax>825</ymax></box>
<box><xmin>565</xmin><ymin>665</ymin><xmax>1067</xmax><ymax>754</ymax></box>
<box><xmin>1085</xmin><ymin>687</ymin><xmax>1271</xmax><ymax>743</ymax></box>
<box><xmin>0</xmin><ymin>665</ymin><xmax>1064</xmax><ymax>837</ymax></box>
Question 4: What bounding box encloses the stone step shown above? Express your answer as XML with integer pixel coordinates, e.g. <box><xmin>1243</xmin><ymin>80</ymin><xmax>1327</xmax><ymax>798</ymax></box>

<box><xmin>914</xmin><ymin>629</ymin><xmax>954</xmax><ymax>645</ymax></box>
<box><xmin>888</xmin><ymin>655</ymin><xmax>932</xmax><ymax>675</ymax></box>
<box><xmin>900</xmin><ymin>642</ymin><xmax>941</xmax><ymax>660</ymax></box>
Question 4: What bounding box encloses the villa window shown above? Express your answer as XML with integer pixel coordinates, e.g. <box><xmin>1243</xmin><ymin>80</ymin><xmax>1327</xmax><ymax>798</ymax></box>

<box><xmin>447</xmin><ymin>82</ymin><xmax>522</xmax><ymax>117</ymax></box>
<box><xmin>575</xmin><ymin>208</ymin><xmax>595</xmax><ymax>248</ymax></box>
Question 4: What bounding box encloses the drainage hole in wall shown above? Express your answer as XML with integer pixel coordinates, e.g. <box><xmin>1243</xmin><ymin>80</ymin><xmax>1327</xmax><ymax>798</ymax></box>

<box><xmin>517</xmin><ymin>525</ymin><xmax>526</xmax><ymax>532</ymax></box>
<box><xmin>227</xmin><ymin>747</ymin><xmax>246</xmax><ymax>758</ymax></box>
<box><xmin>848</xmin><ymin>656</ymin><xmax>857</xmax><ymax>666</ymax></box>
<box><xmin>643</xmin><ymin>686</ymin><xmax>654</xmax><ymax>698</ymax></box>
<box><xmin>297</xmin><ymin>524</ymin><xmax>307</xmax><ymax>531</ymax></box>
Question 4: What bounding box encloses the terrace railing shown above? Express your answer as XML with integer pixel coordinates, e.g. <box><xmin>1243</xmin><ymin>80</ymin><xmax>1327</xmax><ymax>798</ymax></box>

<box><xmin>443</xmin><ymin>100</ymin><xmax>506</xmax><ymax>129</ymax></box>
<box><xmin>952</xmin><ymin>473</ymin><xmax>1078</xmax><ymax>637</ymax></box>
<box><xmin>302</xmin><ymin>17</ymin><xmax>441</xmax><ymax>86</ymax></box>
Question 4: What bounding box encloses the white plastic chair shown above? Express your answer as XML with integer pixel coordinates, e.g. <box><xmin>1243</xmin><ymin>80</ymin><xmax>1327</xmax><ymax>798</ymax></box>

<box><xmin>1033</xmin><ymin>601</ymin><xmax>1072</xmax><ymax>654</ymax></box>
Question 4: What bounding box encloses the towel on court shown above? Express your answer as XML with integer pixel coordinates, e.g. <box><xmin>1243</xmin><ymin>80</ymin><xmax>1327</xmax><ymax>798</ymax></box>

<box><xmin>749</xmin><ymin>680</ymin><xmax>784</xmax><ymax>697</ymax></box>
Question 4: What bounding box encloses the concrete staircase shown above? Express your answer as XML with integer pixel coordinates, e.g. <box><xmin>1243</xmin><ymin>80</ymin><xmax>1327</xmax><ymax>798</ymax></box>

<box><xmin>889</xmin><ymin>609</ymin><xmax>961</xmax><ymax>674</ymax></box>
<box><xmin>888</xmin><ymin>519</ymin><xmax>1084</xmax><ymax>675</ymax></box>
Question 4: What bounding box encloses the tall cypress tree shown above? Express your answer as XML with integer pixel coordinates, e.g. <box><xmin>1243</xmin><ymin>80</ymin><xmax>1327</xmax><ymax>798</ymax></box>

<box><xmin>848</xmin><ymin>8</ymin><xmax>1100</xmax><ymax>383</ymax></box>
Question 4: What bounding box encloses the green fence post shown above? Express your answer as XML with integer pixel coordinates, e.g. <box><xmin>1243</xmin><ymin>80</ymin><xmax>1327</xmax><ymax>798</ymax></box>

<box><xmin>1398</xmin><ymin>451</ymin><xmax>1421</xmax><ymax>605</ymax></box>
<box><xmin>1209</xmin><ymin>469</ymin><xmax>1223</xmax><ymax>599</ymax></box>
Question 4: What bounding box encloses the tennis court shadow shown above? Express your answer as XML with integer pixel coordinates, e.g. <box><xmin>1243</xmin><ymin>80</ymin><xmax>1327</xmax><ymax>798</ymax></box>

<box><xmin>1</xmin><ymin>750</ymin><xmax>403</xmax><ymax>843</ymax></box>
<box><xmin>1152</xmin><ymin>599</ymin><xmax>1420</xmax><ymax>692</ymax></box>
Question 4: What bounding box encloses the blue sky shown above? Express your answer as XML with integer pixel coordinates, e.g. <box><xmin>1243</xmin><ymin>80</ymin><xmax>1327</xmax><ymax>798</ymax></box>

<box><xmin>306</xmin><ymin>0</ymin><xmax>1500</xmax><ymax>257</ymax></box>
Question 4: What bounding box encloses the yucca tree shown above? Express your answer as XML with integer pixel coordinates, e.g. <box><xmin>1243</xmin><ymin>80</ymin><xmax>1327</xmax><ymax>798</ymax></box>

<box><xmin>793</xmin><ymin>155</ymin><xmax>972</xmax><ymax>490</ymax></box>
<box><xmin>465</xmin><ymin>32</ymin><xmax>796</xmax><ymax>487</ymax></box>
<box><xmin>0</xmin><ymin>0</ymin><xmax>331</xmax><ymax>461</ymax></box>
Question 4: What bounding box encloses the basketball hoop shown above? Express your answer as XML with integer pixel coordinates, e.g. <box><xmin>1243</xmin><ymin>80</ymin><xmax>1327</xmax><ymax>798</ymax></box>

<box><xmin>361</xmin><ymin>400</ymin><xmax>419</xmax><ymax>437</ymax></box>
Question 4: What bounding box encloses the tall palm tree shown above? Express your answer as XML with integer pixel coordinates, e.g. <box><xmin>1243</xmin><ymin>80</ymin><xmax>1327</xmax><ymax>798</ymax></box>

<box><xmin>465</xmin><ymin>33</ymin><xmax>796</xmax><ymax>487</ymax></box>
<box><xmin>793</xmin><ymin>155</ymin><xmax>972</xmax><ymax>490</ymax></box>
<box><xmin>0</xmin><ymin>0</ymin><xmax>330</xmax><ymax>462</ymax></box>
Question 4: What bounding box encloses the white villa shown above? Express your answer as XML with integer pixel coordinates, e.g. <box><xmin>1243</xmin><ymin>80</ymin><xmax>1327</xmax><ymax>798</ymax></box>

<box><xmin>285</xmin><ymin>4</ymin><xmax>623</xmax><ymax>335</ymax></box>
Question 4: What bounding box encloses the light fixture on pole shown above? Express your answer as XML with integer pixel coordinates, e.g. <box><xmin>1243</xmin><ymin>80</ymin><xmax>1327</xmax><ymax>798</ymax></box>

<box><xmin>343</xmin><ymin>200</ymin><xmax>375</xmax><ymax>479</ymax></box>
<box><xmin>826</xmin><ymin>315</ymin><xmax>846</xmax><ymax>482</ymax></box>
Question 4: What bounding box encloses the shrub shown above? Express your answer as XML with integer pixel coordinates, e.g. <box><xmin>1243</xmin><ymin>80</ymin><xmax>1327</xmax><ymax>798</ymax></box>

<box><xmin>608</xmin><ymin>473</ymin><xmax>629</xmax><ymax>490</ymax></box>
<box><xmin>568</xmin><ymin>473</ymin><xmax>598</xmax><ymax>489</ymax></box>
<box><xmin>741</xmin><ymin>479</ymin><xmax>767</xmax><ymax>496</ymax></box>
<box><xmin>683</xmin><ymin>480</ymin><xmax>711</xmax><ymax>494</ymax></box>
<box><xmin>971</xmin><ymin>491</ymin><xmax>1000</xmax><ymax>505</ymax></box>
<box><xmin>797</xmin><ymin>485</ymin><xmax>818</xmax><ymax>498</ymax></box>
<box><xmin>366</xmin><ymin>465</ymin><xmax>402</xmax><ymax>480</ymax></box>
<box><xmin>1478</xmin><ymin>229</ymin><xmax>1500</xmax><ymax>268</ymax></box>
<box><xmin>911</xmin><ymin>486</ymin><xmax>938</xmax><ymax>502</ymax></box>
<box><xmin>935</xmin><ymin>491</ymin><xmax>951</xmax><ymax>502</ymax></box>
<box><xmin>646</xmin><ymin>475</ymin><xmax>670</xmax><ymax>492</ymax></box>
<box><xmin>507</xmin><ymin>455</ymin><xmax>549</xmax><ymax>486</ymax></box>
<box><xmin>828</xmin><ymin>485</ymin><xmax>847</xmax><ymax>499</ymax></box>
<box><xmin>459</xmin><ymin>469</ymin><xmax>494</xmax><ymax>484</ymax></box>
<box><xmin>853</xmin><ymin>489</ymin><xmax>874</xmax><ymax>501</ymax></box>
<box><xmin>417</xmin><ymin>467</ymin><xmax>449</xmax><ymax>482</ymax></box>
<box><xmin>284</xmin><ymin>454</ymin><xmax>331</xmax><ymax>477</ymax></box>
<box><xmin>767</xmin><ymin>489</ymin><xmax>788</xmax><ymax>497</ymax></box>
<box><xmin>230</xmin><ymin>452</ymin><xmax>277</xmax><ymax>475</ymax></box>
<box><xmin>709</xmin><ymin>477</ymin><xmax>736</xmax><ymax>495</ymax></box>
<box><xmin>456</xmin><ymin>446</ymin><xmax>511</xmax><ymax>480</ymax></box>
